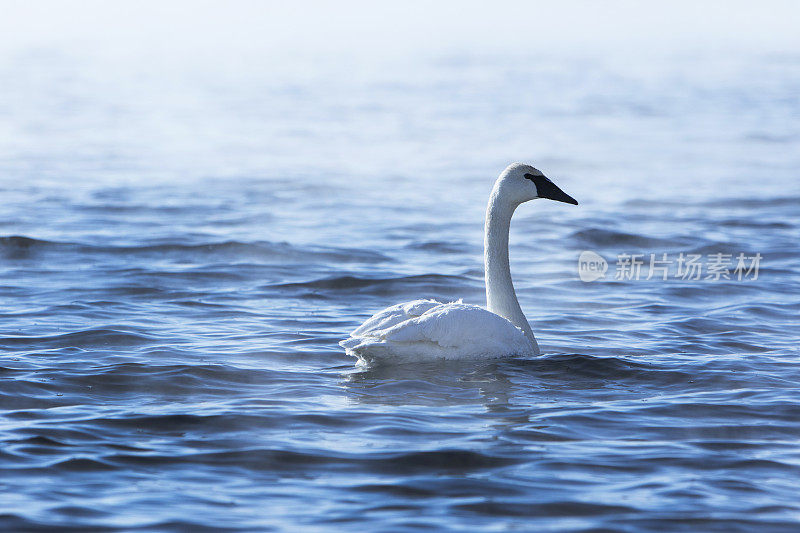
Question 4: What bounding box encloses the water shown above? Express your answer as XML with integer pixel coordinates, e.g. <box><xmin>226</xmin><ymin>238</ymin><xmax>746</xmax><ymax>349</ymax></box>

<box><xmin>1</xmin><ymin>47</ymin><xmax>799</xmax><ymax>532</ymax></box>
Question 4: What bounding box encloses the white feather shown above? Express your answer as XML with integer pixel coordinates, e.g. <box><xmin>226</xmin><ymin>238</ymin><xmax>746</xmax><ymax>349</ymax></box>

<box><xmin>340</xmin><ymin>300</ymin><xmax>534</xmax><ymax>365</ymax></box>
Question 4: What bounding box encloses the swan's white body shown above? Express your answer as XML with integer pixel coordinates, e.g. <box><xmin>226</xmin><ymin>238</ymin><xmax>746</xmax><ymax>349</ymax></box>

<box><xmin>339</xmin><ymin>299</ymin><xmax>534</xmax><ymax>364</ymax></box>
<box><xmin>340</xmin><ymin>163</ymin><xmax>577</xmax><ymax>365</ymax></box>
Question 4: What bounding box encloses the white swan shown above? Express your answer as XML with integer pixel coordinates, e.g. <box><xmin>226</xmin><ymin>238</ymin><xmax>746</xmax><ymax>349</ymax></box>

<box><xmin>340</xmin><ymin>163</ymin><xmax>578</xmax><ymax>365</ymax></box>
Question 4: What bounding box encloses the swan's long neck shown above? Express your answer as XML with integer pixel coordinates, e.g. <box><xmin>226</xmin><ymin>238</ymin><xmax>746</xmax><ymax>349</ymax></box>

<box><xmin>484</xmin><ymin>186</ymin><xmax>539</xmax><ymax>350</ymax></box>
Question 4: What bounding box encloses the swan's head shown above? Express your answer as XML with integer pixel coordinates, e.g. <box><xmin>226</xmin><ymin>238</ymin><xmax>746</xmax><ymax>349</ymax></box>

<box><xmin>497</xmin><ymin>162</ymin><xmax>578</xmax><ymax>206</ymax></box>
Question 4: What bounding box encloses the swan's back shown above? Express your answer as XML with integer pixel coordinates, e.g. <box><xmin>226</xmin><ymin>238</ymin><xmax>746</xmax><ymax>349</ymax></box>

<box><xmin>340</xmin><ymin>299</ymin><xmax>535</xmax><ymax>365</ymax></box>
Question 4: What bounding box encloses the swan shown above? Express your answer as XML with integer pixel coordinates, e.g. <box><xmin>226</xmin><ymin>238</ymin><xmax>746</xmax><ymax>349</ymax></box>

<box><xmin>340</xmin><ymin>163</ymin><xmax>578</xmax><ymax>365</ymax></box>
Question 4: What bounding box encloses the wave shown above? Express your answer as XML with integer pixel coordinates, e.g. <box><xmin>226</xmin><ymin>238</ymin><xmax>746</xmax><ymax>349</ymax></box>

<box><xmin>702</xmin><ymin>195</ymin><xmax>800</xmax><ymax>209</ymax></box>
<box><xmin>622</xmin><ymin>195</ymin><xmax>800</xmax><ymax>210</ymax></box>
<box><xmin>0</xmin><ymin>328</ymin><xmax>155</xmax><ymax>349</ymax></box>
<box><xmin>51</xmin><ymin>457</ymin><xmax>117</xmax><ymax>472</ymax></box>
<box><xmin>512</xmin><ymin>352</ymin><xmax>693</xmax><ymax>382</ymax></box>
<box><xmin>570</xmin><ymin>228</ymin><xmax>690</xmax><ymax>248</ymax></box>
<box><xmin>99</xmin><ymin>447</ymin><xmax>520</xmax><ymax>474</ymax></box>
<box><xmin>404</xmin><ymin>240</ymin><xmax>473</xmax><ymax>254</ymax></box>
<box><xmin>455</xmin><ymin>500</ymin><xmax>637</xmax><ymax>518</ymax></box>
<box><xmin>0</xmin><ymin>235</ymin><xmax>392</xmax><ymax>264</ymax></box>
<box><xmin>270</xmin><ymin>274</ymin><xmax>478</xmax><ymax>298</ymax></box>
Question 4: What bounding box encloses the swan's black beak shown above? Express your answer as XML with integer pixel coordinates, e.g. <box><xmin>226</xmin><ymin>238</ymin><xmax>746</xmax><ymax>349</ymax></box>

<box><xmin>525</xmin><ymin>173</ymin><xmax>579</xmax><ymax>205</ymax></box>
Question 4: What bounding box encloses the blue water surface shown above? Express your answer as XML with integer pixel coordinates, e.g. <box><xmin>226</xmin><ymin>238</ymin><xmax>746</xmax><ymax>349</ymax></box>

<box><xmin>0</xmin><ymin>48</ymin><xmax>799</xmax><ymax>531</ymax></box>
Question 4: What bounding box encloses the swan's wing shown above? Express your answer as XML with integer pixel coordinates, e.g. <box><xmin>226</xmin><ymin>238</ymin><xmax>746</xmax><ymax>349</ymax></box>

<box><xmin>341</xmin><ymin>302</ymin><xmax>533</xmax><ymax>363</ymax></box>
<box><xmin>382</xmin><ymin>303</ymin><xmax>527</xmax><ymax>348</ymax></box>
<box><xmin>349</xmin><ymin>299</ymin><xmax>445</xmax><ymax>337</ymax></box>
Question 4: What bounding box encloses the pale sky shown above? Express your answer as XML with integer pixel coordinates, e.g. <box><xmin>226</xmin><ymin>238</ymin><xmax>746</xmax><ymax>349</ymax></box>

<box><xmin>1</xmin><ymin>0</ymin><xmax>799</xmax><ymax>58</ymax></box>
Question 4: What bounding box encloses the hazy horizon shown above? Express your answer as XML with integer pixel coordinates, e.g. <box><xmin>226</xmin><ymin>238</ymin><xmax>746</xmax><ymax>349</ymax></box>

<box><xmin>2</xmin><ymin>1</ymin><xmax>799</xmax><ymax>60</ymax></box>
